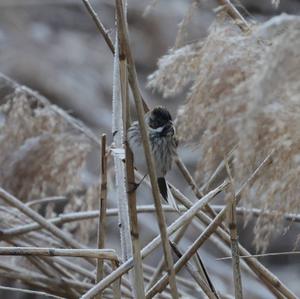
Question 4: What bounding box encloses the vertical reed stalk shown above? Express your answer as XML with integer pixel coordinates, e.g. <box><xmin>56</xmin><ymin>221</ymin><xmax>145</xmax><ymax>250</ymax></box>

<box><xmin>225</xmin><ymin>160</ymin><xmax>243</xmax><ymax>299</ymax></box>
<box><xmin>95</xmin><ymin>134</ymin><xmax>108</xmax><ymax>299</ymax></box>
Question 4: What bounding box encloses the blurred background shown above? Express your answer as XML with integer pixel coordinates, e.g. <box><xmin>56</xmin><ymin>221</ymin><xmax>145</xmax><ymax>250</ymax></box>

<box><xmin>0</xmin><ymin>0</ymin><xmax>300</xmax><ymax>298</ymax></box>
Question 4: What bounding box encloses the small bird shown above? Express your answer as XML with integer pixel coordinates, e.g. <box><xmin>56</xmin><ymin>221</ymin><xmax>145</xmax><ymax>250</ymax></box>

<box><xmin>127</xmin><ymin>106</ymin><xmax>179</xmax><ymax>211</ymax></box>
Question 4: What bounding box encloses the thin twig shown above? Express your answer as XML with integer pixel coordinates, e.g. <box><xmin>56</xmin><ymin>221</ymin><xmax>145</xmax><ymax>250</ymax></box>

<box><xmin>81</xmin><ymin>0</ymin><xmax>149</xmax><ymax>112</ymax></box>
<box><xmin>82</xmin><ymin>0</ymin><xmax>114</xmax><ymax>53</ymax></box>
<box><xmin>96</xmin><ymin>134</ymin><xmax>108</xmax><ymax>299</ymax></box>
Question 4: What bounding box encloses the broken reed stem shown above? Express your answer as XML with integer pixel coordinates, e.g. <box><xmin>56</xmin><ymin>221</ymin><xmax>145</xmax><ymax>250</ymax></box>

<box><xmin>80</xmin><ymin>182</ymin><xmax>226</xmax><ymax>298</ymax></box>
<box><xmin>217</xmin><ymin>0</ymin><xmax>250</xmax><ymax>32</ymax></box>
<box><xmin>225</xmin><ymin>160</ymin><xmax>243</xmax><ymax>299</ymax></box>
<box><xmin>0</xmin><ymin>247</ymin><xmax>118</xmax><ymax>261</ymax></box>
<box><xmin>117</xmin><ymin>2</ymin><xmax>146</xmax><ymax>296</ymax></box>
<box><xmin>115</xmin><ymin>0</ymin><xmax>179</xmax><ymax>298</ymax></box>
<box><xmin>96</xmin><ymin>134</ymin><xmax>108</xmax><ymax>299</ymax></box>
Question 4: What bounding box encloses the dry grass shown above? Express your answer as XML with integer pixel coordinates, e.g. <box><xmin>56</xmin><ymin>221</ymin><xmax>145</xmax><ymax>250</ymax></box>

<box><xmin>0</xmin><ymin>1</ymin><xmax>299</xmax><ymax>299</ymax></box>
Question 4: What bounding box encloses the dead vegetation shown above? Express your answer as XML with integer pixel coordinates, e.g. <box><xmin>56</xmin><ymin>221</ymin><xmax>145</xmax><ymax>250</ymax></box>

<box><xmin>0</xmin><ymin>0</ymin><xmax>299</xmax><ymax>299</ymax></box>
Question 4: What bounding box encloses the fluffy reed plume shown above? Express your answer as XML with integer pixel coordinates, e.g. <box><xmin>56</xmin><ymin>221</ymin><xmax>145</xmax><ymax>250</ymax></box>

<box><xmin>148</xmin><ymin>14</ymin><xmax>300</xmax><ymax>250</ymax></box>
<box><xmin>0</xmin><ymin>74</ymin><xmax>96</xmax><ymax>243</ymax></box>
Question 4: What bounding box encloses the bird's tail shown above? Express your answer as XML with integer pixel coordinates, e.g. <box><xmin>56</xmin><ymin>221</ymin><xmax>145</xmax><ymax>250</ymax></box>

<box><xmin>157</xmin><ymin>177</ymin><xmax>180</xmax><ymax>212</ymax></box>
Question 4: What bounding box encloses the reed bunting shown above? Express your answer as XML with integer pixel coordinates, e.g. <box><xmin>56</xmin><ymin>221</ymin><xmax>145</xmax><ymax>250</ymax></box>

<box><xmin>127</xmin><ymin>106</ymin><xmax>179</xmax><ymax>210</ymax></box>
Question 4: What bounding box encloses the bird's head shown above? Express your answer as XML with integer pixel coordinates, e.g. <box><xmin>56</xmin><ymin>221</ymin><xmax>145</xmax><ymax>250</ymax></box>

<box><xmin>147</xmin><ymin>106</ymin><xmax>175</xmax><ymax>136</ymax></box>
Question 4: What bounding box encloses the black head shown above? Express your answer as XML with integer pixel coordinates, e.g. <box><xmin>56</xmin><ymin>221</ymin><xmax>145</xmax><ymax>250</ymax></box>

<box><xmin>149</xmin><ymin>106</ymin><xmax>172</xmax><ymax>129</ymax></box>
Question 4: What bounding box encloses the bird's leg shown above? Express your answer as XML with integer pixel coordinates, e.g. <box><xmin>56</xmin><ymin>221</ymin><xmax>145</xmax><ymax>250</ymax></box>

<box><xmin>127</xmin><ymin>174</ymin><xmax>148</xmax><ymax>193</ymax></box>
